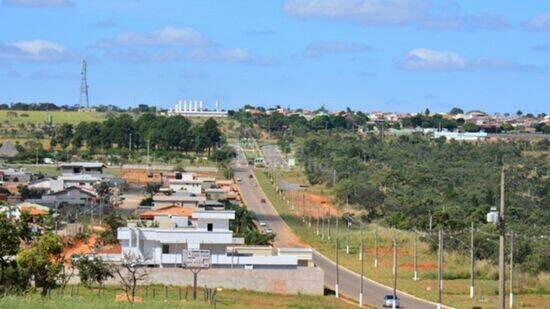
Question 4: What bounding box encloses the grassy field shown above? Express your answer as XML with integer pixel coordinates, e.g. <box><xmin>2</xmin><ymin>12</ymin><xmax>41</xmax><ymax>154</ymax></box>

<box><xmin>254</xmin><ymin>168</ymin><xmax>550</xmax><ymax>309</ymax></box>
<box><xmin>0</xmin><ymin>285</ymin><xmax>353</xmax><ymax>308</ymax></box>
<box><xmin>0</xmin><ymin>110</ymin><xmax>106</xmax><ymax>125</ymax></box>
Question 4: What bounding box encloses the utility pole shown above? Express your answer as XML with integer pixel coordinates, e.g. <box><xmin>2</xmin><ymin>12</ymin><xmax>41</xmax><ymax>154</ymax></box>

<box><xmin>128</xmin><ymin>133</ymin><xmax>132</xmax><ymax>161</ymax></box>
<box><xmin>316</xmin><ymin>207</ymin><xmax>320</xmax><ymax>235</ymax></box>
<box><xmin>413</xmin><ymin>228</ymin><xmax>418</xmax><ymax>281</ymax></box>
<box><xmin>392</xmin><ymin>229</ymin><xmax>397</xmax><ymax>309</ymax></box>
<box><xmin>360</xmin><ymin>238</ymin><xmax>364</xmax><ymax>307</ymax></box>
<box><xmin>374</xmin><ymin>227</ymin><xmax>379</xmax><ymax>268</ymax></box>
<box><xmin>335</xmin><ymin>234</ymin><xmax>340</xmax><ymax>298</ymax></box>
<box><xmin>498</xmin><ymin>167</ymin><xmax>506</xmax><ymax>309</ymax></box>
<box><xmin>470</xmin><ymin>222</ymin><xmax>475</xmax><ymax>299</ymax></box>
<box><xmin>327</xmin><ymin>210</ymin><xmax>331</xmax><ymax>240</ymax></box>
<box><xmin>429</xmin><ymin>211</ymin><xmax>433</xmax><ymax>235</ymax></box>
<box><xmin>437</xmin><ymin>228</ymin><xmax>443</xmax><ymax>309</ymax></box>
<box><xmin>346</xmin><ymin>218</ymin><xmax>350</xmax><ymax>254</ymax></box>
<box><xmin>509</xmin><ymin>231</ymin><xmax>514</xmax><ymax>309</ymax></box>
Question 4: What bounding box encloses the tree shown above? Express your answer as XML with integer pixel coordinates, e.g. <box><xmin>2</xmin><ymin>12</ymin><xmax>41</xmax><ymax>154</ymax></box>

<box><xmin>516</xmin><ymin>110</ymin><xmax>523</xmax><ymax>116</ymax></box>
<box><xmin>201</xmin><ymin>118</ymin><xmax>222</xmax><ymax>156</ymax></box>
<box><xmin>114</xmin><ymin>252</ymin><xmax>148</xmax><ymax>303</ymax></box>
<box><xmin>0</xmin><ymin>215</ymin><xmax>20</xmax><ymax>286</ymax></box>
<box><xmin>449</xmin><ymin>107</ymin><xmax>464</xmax><ymax>115</ymax></box>
<box><xmin>16</xmin><ymin>233</ymin><xmax>64</xmax><ymax>296</ymax></box>
<box><xmin>100</xmin><ymin>212</ymin><xmax>125</xmax><ymax>245</ymax></box>
<box><xmin>55</xmin><ymin>123</ymin><xmax>74</xmax><ymax>149</ymax></box>
<box><xmin>424</xmin><ymin>108</ymin><xmax>430</xmax><ymax>115</ymax></box>
<box><xmin>463</xmin><ymin>122</ymin><xmax>480</xmax><ymax>132</ymax></box>
<box><xmin>500</xmin><ymin>123</ymin><xmax>514</xmax><ymax>132</ymax></box>
<box><xmin>74</xmin><ymin>255</ymin><xmax>113</xmax><ymax>287</ymax></box>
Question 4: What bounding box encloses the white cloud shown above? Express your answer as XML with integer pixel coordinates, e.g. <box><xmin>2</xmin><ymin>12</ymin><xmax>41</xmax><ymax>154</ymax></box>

<box><xmin>527</xmin><ymin>14</ymin><xmax>550</xmax><ymax>32</ymax></box>
<box><xmin>110</xmin><ymin>26</ymin><xmax>209</xmax><ymax>47</ymax></box>
<box><xmin>399</xmin><ymin>48</ymin><xmax>545</xmax><ymax>72</ymax></box>
<box><xmin>3</xmin><ymin>0</ymin><xmax>73</xmax><ymax>7</ymax></box>
<box><xmin>284</xmin><ymin>0</ymin><xmax>510</xmax><ymax>31</ymax></box>
<box><xmin>303</xmin><ymin>41</ymin><xmax>372</xmax><ymax>58</ymax></box>
<box><xmin>0</xmin><ymin>39</ymin><xmax>67</xmax><ymax>62</ymax></box>
<box><xmin>400</xmin><ymin>48</ymin><xmax>467</xmax><ymax>70</ymax></box>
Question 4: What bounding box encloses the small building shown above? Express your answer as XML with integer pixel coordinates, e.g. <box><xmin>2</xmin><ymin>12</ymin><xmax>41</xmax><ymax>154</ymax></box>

<box><xmin>168</xmin><ymin>179</ymin><xmax>202</xmax><ymax>195</ymax></box>
<box><xmin>40</xmin><ymin>186</ymin><xmax>97</xmax><ymax>207</ymax></box>
<box><xmin>204</xmin><ymin>188</ymin><xmax>226</xmax><ymax>200</ymax></box>
<box><xmin>0</xmin><ymin>168</ymin><xmax>32</xmax><ymax>183</ymax></box>
<box><xmin>59</xmin><ymin>162</ymin><xmax>105</xmax><ymax>176</ymax></box>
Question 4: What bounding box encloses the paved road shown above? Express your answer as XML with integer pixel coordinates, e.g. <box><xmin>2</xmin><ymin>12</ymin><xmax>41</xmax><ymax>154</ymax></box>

<box><xmin>231</xmin><ymin>144</ymin><xmax>440</xmax><ymax>308</ymax></box>
<box><xmin>261</xmin><ymin>144</ymin><xmax>287</xmax><ymax>168</ymax></box>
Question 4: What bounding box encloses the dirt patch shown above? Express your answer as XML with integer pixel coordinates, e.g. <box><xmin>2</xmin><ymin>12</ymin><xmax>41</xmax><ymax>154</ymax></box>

<box><xmin>121</xmin><ymin>169</ymin><xmax>163</xmax><ymax>184</ymax></box>
<box><xmin>288</xmin><ymin>191</ymin><xmax>340</xmax><ymax>218</ymax></box>
<box><xmin>115</xmin><ymin>293</ymin><xmax>143</xmax><ymax>303</ymax></box>
<box><xmin>401</xmin><ymin>262</ymin><xmax>437</xmax><ymax>270</ymax></box>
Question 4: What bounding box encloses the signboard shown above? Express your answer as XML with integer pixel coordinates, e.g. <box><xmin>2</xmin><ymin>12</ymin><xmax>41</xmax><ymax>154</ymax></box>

<box><xmin>182</xmin><ymin>249</ymin><xmax>211</xmax><ymax>269</ymax></box>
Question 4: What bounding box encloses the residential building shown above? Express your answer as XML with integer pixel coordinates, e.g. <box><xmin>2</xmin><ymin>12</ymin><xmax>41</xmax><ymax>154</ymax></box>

<box><xmin>59</xmin><ymin>162</ymin><xmax>105</xmax><ymax>176</ymax></box>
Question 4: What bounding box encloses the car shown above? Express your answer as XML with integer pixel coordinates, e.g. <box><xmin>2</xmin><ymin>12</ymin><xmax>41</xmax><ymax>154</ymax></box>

<box><xmin>259</xmin><ymin>222</ymin><xmax>267</xmax><ymax>227</ymax></box>
<box><xmin>249</xmin><ymin>174</ymin><xmax>253</xmax><ymax>179</ymax></box>
<box><xmin>260</xmin><ymin>198</ymin><xmax>266</xmax><ymax>203</ymax></box>
<box><xmin>265</xmin><ymin>228</ymin><xmax>273</xmax><ymax>234</ymax></box>
<box><xmin>383</xmin><ymin>294</ymin><xmax>400</xmax><ymax>308</ymax></box>
<box><xmin>236</xmin><ymin>177</ymin><xmax>242</xmax><ymax>182</ymax></box>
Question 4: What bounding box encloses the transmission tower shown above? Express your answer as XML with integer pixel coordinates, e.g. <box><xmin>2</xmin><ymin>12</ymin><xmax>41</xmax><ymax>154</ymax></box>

<box><xmin>79</xmin><ymin>60</ymin><xmax>89</xmax><ymax>109</ymax></box>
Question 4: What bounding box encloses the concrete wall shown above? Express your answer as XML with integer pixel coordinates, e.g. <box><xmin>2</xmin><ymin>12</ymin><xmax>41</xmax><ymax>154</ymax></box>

<box><xmin>92</xmin><ymin>267</ymin><xmax>324</xmax><ymax>295</ymax></box>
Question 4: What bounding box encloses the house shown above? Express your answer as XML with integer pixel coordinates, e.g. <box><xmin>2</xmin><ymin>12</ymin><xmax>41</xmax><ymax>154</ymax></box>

<box><xmin>40</xmin><ymin>186</ymin><xmax>97</xmax><ymax>207</ymax></box>
<box><xmin>167</xmin><ymin>179</ymin><xmax>202</xmax><ymax>195</ymax></box>
<box><xmin>59</xmin><ymin>162</ymin><xmax>106</xmax><ymax>176</ymax></box>
<box><xmin>204</xmin><ymin>188</ymin><xmax>226</xmax><ymax>200</ymax></box>
<box><xmin>59</xmin><ymin>174</ymin><xmax>102</xmax><ymax>190</ymax></box>
<box><xmin>0</xmin><ymin>168</ymin><xmax>32</xmax><ymax>183</ymax></box>
<box><xmin>433</xmin><ymin>131</ymin><xmax>488</xmax><ymax>141</ymax></box>
<box><xmin>152</xmin><ymin>192</ymin><xmax>206</xmax><ymax>208</ymax></box>
<box><xmin>0</xmin><ymin>202</ymin><xmax>49</xmax><ymax>220</ymax></box>
<box><xmin>117</xmin><ymin>208</ymin><xmax>313</xmax><ymax>269</ymax></box>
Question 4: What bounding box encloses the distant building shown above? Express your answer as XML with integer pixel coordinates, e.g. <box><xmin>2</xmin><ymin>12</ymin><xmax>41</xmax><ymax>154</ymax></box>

<box><xmin>168</xmin><ymin>100</ymin><xmax>227</xmax><ymax>117</ymax></box>
<box><xmin>433</xmin><ymin>131</ymin><xmax>488</xmax><ymax>141</ymax></box>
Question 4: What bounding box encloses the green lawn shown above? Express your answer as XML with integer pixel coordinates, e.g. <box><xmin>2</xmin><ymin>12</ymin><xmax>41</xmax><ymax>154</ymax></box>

<box><xmin>0</xmin><ymin>110</ymin><xmax>106</xmax><ymax>125</ymax></box>
<box><xmin>254</xmin><ymin>168</ymin><xmax>550</xmax><ymax>309</ymax></box>
<box><xmin>0</xmin><ymin>285</ymin><xmax>354</xmax><ymax>308</ymax></box>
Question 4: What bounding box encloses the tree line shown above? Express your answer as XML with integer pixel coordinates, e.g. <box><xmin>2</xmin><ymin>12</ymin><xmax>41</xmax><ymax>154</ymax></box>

<box><xmin>49</xmin><ymin>113</ymin><xmax>223</xmax><ymax>155</ymax></box>
<box><xmin>300</xmin><ymin>131</ymin><xmax>549</xmax><ymax>273</ymax></box>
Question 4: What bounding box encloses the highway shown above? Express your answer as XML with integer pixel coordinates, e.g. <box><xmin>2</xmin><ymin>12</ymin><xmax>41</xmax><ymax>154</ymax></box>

<box><xmin>233</xmin><ymin>144</ymin><xmax>440</xmax><ymax>308</ymax></box>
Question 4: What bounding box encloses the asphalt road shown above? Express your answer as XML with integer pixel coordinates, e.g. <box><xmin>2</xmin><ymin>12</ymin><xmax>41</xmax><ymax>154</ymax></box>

<box><xmin>232</xmin><ymin>144</ymin><xmax>440</xmax><ymax>308</ymax></box>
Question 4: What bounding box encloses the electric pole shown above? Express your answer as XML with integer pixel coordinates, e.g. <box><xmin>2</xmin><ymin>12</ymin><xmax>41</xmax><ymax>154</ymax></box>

<box><xmin>360</xmin><ymin>238</ymin><xmax>364</xmax><ymax>307</ymax></box>
<box><xmin>498</xmin><ymin>167</ymin><xmax>506</xmax><ymax>309</ymax></box>
<box><xmin>437</xmin><ymin>228</ymin><xmax>443</xmax><ymax>309</ymax></box>
<box><xmin>327</xmin><ymin>210</ymin><xmax>331</xmax><ymax>240</ymax></box>
<box><xmin>374</xmin><ymin>227</ymin><xmax>379</xmax><ymax>268</ymax></box>
<box><xmin>509</xmin><ymin>231</ymin><xmax>514</xmax><ymax>309</ymax></box>
<box><xmin>335</xmin><ymin>233</ymin><xmax>340</xmax><ymax>298</ymax></box>
<box><xmin>413</xmin><ymin>228</ymin><xmax>418</xmax><ymax>281</ymax></box>
<box><xmin>392</xmin><ymin>229</ymin><xmax>397</xmax><ymax>309</ymax></box>
<box><xmin>316</xmin><ymin>207</ymin><xmax>320</xmax><ymax>236</ymax></box>
<box><xmin>470</xmin><ymin>222</ymin><xmax>475</xmax><ymax>299</ymax></box>
<box><xmin>346</xmin><ymin>218</ymin><xmax>350</xmax><ymax>254</ymax></box>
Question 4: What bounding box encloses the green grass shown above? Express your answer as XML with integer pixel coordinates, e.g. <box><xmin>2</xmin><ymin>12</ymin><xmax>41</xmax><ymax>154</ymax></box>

<box><xmin>0</xmin><ymin>285</ymin><xmax>353</xmax><ymax>308</ymax></box>
<box><xmin>0</xmin><ymin>110</ymin><xmax>106</xmax><ymax>125</ymax></box>
<box><xmin>254</xmin><ymin>168</ymin><xmax>550</xmax><ymax>309</ymax></box>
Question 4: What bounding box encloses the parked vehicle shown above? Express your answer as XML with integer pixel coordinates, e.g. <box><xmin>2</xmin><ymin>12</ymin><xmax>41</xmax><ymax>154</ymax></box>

<box><xmin>265</xmin><ymin>228</ymin><xmax>273</xmax><ymax>234</ymax></box>
<box><xmin>260</xmin><ymin>198</ymin><xmax>266</xmax><ymax>203</ymax></box>
<box><xmin>249</xmin><ymin>174</ymin><xmax>253</xmax><ymax>178</ymax></box>
<box><xmin>383</xmin><ymin>294</ymin><xmax>400</xmax><ymax>307</ymax></box>
<box><xmin>259</xmin><ymin>222</ymin><xmax>267</xmax><ymax>227</ymax></box>
<box><xmin>236</xmin><ymin>177</ymin><xmax>242</xmax><ymax>182</ymax></box>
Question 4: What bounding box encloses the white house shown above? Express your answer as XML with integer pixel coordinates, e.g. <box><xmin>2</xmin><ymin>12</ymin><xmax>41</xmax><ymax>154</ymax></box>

<box><xmin>117</xmin><ymin>208</ymin><xmax>312</xmax><ymax>269</ymax></box>
<box><xmin>168</xmin><ymin>179</ymin><xmax>202</xmax><ymax>195</ymax></box>
<box><xmin>59</xmin><ymin>162</ymin><xmax>105</xmax><ymax>176</ymax></box>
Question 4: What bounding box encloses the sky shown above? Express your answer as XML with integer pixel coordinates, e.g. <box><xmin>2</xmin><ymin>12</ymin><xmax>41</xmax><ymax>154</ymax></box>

<box><xmin>0</xmin><ymin>0</ymin><xmax>549</xmax><ymax>114</ymax></box>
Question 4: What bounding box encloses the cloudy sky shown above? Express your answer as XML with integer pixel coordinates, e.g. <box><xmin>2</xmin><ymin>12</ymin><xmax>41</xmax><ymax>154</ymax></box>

<box><xmin>0</xmin><ymin>0</ymin><xmax>549</xmax><ymax>113</ymax></box>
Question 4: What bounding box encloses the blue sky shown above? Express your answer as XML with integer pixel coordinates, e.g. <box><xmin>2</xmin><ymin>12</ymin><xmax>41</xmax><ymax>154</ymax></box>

<box><xmin>0</xmin><ymin>0</ymin><xmax>549</xmax><ymax>114</ymax></box>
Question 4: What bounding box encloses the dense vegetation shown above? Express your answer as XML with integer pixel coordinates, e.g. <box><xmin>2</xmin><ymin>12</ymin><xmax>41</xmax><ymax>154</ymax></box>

<box><xmin>299</xmin><ymin>131</ymin><xmax>549</xmax><ymax>273</ymax></box>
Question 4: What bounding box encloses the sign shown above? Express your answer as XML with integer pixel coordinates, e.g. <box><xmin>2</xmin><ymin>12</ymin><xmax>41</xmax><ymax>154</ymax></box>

<box><xmin>182</xmin><ymin>249</ymin><xmax>211</xmax><ymax>269</ymax></box>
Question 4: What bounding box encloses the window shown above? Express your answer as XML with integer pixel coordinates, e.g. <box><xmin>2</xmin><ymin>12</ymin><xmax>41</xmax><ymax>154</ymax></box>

<box><xmin>207</xmin><ymin>223</ymin><xmax>213</xmax><ymax>232</ymax></box>
<box><xmin>162</xmin><ymin>244</ymin><xmax>169</xmax><ymax>254</ymax></box>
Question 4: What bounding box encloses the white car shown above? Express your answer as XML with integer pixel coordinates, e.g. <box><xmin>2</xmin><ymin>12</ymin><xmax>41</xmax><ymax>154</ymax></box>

<box><xmin>383</xmin><ymin>294</ymin><xmax>400</xmax><ymax>307</ymax></box>
<box><xmin>265</xmin><ymin>228</ymin><xmax>273</xmax><ymax>234</ymax></box>
<box><xmin>259</xmin><ymin>222</ymin><xmax>267</xmax><ymax>227</ymax></box>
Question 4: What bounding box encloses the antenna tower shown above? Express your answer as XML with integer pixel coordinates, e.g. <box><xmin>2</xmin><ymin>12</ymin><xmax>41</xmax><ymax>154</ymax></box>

<box><xmin>79</xmin><ymin>60</ymin><xmax>89</xmax><ymax>109</ymax></box>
